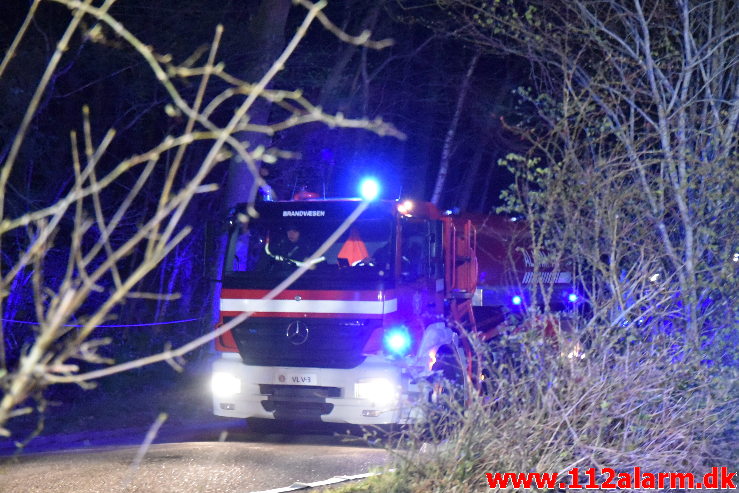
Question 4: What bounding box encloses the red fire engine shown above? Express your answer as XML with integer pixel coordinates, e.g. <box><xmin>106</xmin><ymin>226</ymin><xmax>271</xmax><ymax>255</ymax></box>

<box><xmin>211</xmin><ymin>192</ymin><xmax>478</xmax><ymax>426</ymax></box>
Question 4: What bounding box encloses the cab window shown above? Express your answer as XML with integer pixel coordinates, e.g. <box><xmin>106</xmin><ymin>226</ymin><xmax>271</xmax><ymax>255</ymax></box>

<box><xmin>401</xmin><ymin>219</ymin><xmax>430</xmax><ymax>281</ymax></box>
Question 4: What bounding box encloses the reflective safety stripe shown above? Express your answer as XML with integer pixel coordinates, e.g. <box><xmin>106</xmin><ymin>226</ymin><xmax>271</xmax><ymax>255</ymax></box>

<box><xmin>220</xmin><ymin>298</ymin><xmax>398</xmax><ymax>315</ymax></box>
<box><xmin>251</xmin><ymin>470</ymin><xmax>388</xmax><ymax>493</ymax></box>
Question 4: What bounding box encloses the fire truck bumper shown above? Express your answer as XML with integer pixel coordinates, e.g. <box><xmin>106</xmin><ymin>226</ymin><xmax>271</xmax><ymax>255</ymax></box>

<box><xmin>211</xmin><ymin>353</ymin><xmax>422</xmax><ymax>425</ymax></box>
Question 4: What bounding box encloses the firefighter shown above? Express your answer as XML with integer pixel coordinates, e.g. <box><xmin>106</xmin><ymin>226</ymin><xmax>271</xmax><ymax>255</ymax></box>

<box><xmin>267</xmin><ymin>224</ymin><xmax>313</xmax><ymax>265</ymax></box>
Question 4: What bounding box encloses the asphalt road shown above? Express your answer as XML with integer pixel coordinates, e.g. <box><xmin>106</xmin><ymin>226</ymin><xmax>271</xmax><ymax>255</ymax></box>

<box><xmin>0</xmin><ymin>428</ymin><xmax>390</xmax><ymax>493</ymax></box>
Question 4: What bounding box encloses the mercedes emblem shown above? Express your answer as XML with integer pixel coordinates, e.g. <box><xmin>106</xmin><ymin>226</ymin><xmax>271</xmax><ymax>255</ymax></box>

<box><xmin>285</xmin><ymin>320</ymin><xmax>309</xmax><ymax>346</ymax></box>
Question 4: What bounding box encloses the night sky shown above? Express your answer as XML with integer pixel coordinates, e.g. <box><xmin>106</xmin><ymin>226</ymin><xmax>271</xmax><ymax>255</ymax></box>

<box><xmin>1</xmin><ymin>0</ymin><xmax>522</xmax><ymax>209</ymax></box>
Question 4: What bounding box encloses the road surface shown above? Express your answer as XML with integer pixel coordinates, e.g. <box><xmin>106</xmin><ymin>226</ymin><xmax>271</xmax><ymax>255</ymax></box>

<box><xmin>0</xmin><ymin>427</ymin><xmax>390</xmax><ymax>493</ymax></box>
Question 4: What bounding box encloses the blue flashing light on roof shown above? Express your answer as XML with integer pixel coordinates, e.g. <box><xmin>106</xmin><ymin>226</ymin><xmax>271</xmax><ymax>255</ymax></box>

<box><xmin>512</xmin><ymin>295</ymin><xmax>523</xmax><ymax>305</ymax></box>
<box><xmin>384</xmin><ymin>327</ymin><xmax>412</xmax><ymax>356</ymax></box>
<box><xmin>568</xmin><ymin>293</ymin><xmax>579</xmax><ymax>303</ymax></box>
<box><xmin>359</xmin><ymin>177</ymin><xmax>380</xmax><ymax>201</ymax></box>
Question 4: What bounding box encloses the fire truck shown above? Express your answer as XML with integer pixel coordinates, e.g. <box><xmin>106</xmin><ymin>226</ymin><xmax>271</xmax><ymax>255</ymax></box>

<box><xmin>210</xmin><ymin>183</ymin><xmax>577</xmax><ymax>427</ymax></box>
<box><xmin>469</xmin><ymin>214</ymin><xmax>578</xmax><ymax>339</ymax></box>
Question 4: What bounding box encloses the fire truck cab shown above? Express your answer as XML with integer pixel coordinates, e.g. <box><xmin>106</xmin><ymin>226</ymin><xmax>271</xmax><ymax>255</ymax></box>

<box><xmin>211</xmin><ymin>197</ymin><xmax>477</xmax><ymax>426</ymax></box>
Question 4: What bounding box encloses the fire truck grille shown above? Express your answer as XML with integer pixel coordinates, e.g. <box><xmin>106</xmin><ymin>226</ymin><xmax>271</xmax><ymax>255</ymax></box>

<box><xmin>259</xmin><ymin>385</ymin><xmax>339</xmax><ymax>419</ymax></box>
<box><xmin>228</xmin><ymin>317</ymin><xmax>380</xmax><ymax>369</ymax></box>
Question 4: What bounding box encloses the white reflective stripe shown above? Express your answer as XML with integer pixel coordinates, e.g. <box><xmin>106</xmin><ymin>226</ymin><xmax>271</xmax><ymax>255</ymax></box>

<box><xmin>385</xmin><ymin>298</ymin><xmax>397</xmax><ymax>313</ymax></box>
<box><xmin>251</xmin><ymin>470</ymin><xmax>389</xmax><ymax>493</ymax></box>
<box><xmin>472</xmin><ymin>288</ymin><xmax>483</xmax><ymax>306</ymax></box>
<box><xmin>221</xmin><ymin>298</ymin><xmax>398</xmax><ymax>314</ymax></box>
<box><xmin>522</xmin><ymin>271</ymin><xmax>572</xmax><ymax>283</ymax></box>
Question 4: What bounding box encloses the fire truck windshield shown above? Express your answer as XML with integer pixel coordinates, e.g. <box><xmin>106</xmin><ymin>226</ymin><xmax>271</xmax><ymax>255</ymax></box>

<box><xmin>224</xmin><ymin>216</ymin><xmax>394</xmax><ymax>288</ymax></box>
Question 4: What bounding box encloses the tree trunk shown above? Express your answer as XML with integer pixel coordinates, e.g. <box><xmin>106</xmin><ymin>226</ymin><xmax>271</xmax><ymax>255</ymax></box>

<box><xmin>430</xmin><ymin>51</ymin><xmax>480</xmax><ymax>206</ymax></box>
<box><xmin>224</xmin><ymin>0</ymin><xmax>292</xmax><ymax>210</ymax></box>
<box><xmin>318</xmin><ymin>2</ymin><xmax>381</xmax><ymax>111</ymax></box>
<box><xmin>458</xmin><ymin>142</ymin><xmax>485</xmax><ymax>212</ymax></box>
<box><xmin>215</xmin><ymin>0</ymin><xmax>292</xmax><ymax>332</ymax></box>
<box><xmin>477</xmin><ymin>160</ymin><xmax>495</xmax><ymax>213</ymax></box>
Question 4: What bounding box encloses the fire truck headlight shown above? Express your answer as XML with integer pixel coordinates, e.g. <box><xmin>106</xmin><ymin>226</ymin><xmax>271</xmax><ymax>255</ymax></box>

<box><xmin>397</xmin><ymin>200</ymin><xmax>414</xmax><ymax>215</ymax></box>
<box><xmin>384</xmin><ymin>327</ymin><xmax>412</xmax><ymax>356</ymax></box>
<box><xmin>359</xmin><ymin>177</ymin><xmax>380</xmax><ymax>201</ymax></box>
<box><xmin>211</xmin><ymin>371</ymin><xmax>241</xmax><ymax>397</ymax></box>
<box><xmin>355</xmin><ymin>379</ymin><xmax>399</xmax><ymax>407</ymax></box>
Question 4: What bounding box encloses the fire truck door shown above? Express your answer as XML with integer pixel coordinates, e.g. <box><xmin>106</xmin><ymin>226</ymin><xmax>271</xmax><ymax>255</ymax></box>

<box><xmin>399</xmin><ymin>219</ymin><xmax>444</xmax><ymax>335</ymax></box>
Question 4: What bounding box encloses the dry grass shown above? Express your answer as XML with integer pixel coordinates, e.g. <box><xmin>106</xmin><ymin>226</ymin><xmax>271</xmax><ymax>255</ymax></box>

<box><xmin>337</xmin><ymin>321</ymin><xmax>737</xmax><ymax>492</ymax></box>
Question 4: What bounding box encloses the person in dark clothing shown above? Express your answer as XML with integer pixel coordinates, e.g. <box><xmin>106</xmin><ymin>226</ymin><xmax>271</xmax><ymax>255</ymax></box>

<box><xmin>267</xmin><ymin>225</ymin><xmax>313</xmax><ymax>264</ymax></box>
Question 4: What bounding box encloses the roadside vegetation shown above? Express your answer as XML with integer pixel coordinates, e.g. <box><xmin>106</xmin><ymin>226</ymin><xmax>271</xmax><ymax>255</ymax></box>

<box><xmin>336</xmin><ymin>0</ymin><xmax>738</xmax><ymax>490</ymax></box>
<box><xmin>334</xmin><ymin>324</ymin><xmax>735</xmax><ymax>492</ymax></box>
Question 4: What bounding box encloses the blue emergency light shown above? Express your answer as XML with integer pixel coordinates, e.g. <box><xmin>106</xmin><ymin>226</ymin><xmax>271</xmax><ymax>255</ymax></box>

<box><xmin>384</xmin><ymin>327</ymin><xmax>411</xmax><ymax>356</ymax></box>
<box><xmin>359</xmin><ymin>178</ymin><xmax>380</xmax><ymax>201</ymax></box>
<box><xmin>512</xmin><ymin>295</ymin><xmax>523</xmax><ymax>305</ymax></box>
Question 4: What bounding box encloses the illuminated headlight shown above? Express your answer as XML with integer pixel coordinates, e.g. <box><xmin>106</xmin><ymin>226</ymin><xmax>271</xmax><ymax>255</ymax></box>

<box><xmin>211</xmin><ymin>371</ymin><xmax>241</xmax><ymax>397</ymax></box>
<box><xmin>354</xmin><ymin>379</ymin><xmax>399</xmax><ymax>407</ymax></box>
<box><xmin>397</xmin><ymin>200</ymin><xmax>414</xmax><ymax>215</ymax></box>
